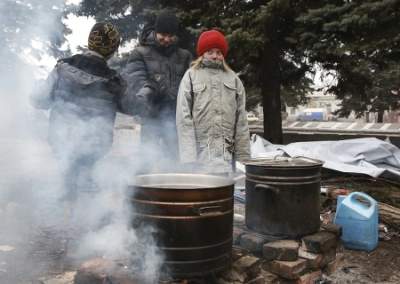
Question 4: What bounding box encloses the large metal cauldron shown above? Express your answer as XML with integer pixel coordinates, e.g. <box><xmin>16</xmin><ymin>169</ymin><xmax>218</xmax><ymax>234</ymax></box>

<box><xmin>126</xmin><ymin>174</ymin><xmax>235</xmax><ymax>277</ymax></box>
<box><xmin>245</xmin><ymin>157</ymin><xmax>324</xmax><ymax>238</ymax></box>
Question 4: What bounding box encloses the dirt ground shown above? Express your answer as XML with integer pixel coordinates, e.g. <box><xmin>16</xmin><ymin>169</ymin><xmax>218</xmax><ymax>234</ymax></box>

<box><xmin>321</xmin><ymin>210</ymin><xmax>400</xmax><ymax>284</ymax></box>
<box><xmin>1</xmin><ymin>136</ymin><xmax>400</xmax><ymax>284</ymax></box>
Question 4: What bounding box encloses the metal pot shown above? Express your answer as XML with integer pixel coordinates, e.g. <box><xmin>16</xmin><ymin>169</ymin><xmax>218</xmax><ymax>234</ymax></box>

<box><xmin>244</xmin><ymin>157</ymin><xmax>324</xmax><ymax>238</ymax></box>
<box><xmin>126</xmin><ymin>174</ymin><xmax>235</xmax><ymax>277</ymax></box>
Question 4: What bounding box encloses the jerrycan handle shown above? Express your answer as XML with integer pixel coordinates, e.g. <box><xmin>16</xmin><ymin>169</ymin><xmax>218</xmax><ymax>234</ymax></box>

<box><xmin>349</xmin><ymin>192</ymin><xmax>377</xmax><ymax>212</ymax></box>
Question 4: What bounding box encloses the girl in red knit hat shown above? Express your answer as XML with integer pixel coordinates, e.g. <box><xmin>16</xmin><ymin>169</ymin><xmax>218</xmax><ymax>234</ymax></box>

<box><xmin>176</xmin><ymin>30</ymin><xmax>251</xmax><ymax>176</ymax></box>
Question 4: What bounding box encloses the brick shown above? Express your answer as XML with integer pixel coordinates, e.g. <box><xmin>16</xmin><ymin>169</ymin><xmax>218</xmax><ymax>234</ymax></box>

<box><xmin>322</xmin><ymin>254</ymin><xmax>345</xmax><ymax>276</ymax></box>
<box><xmin>240</xmin><ymin>234</ymin><xmax>269</xmax><ymax>253</ymax></box>
<box><xmin>299</xmin><ymin>247</ymin><xmax>336</xmax><ymax>270</ymax></box>
<box><xmin>301</xmin><ymin>231</ymin><xmax>337</xmax><ymax>253</ymax></box>
<box><xmin>291</xmin><ymin>269</ymin><xmax>322</xmax><ymax>284</ymax></box>
<box><xmin>260</xmin><ymin>270</ymin><xmax>285</xmax><ymax>283</ymax></box>
<box><xmin>219</xmin><ymin>255</ymin><xmax>261</xmax><ymax>282</ymax></box>
<box><xmin>236</xmin><ymin>255</ymin><xmax>262</xmax><ymax>279</ymax></box>
<box><xmin>245</xmin><ymin>274</ymin><xmax>265</xmax><ymax>284</ymax></box>
<box><xmin>298</xmin><ymin>250</ymin><xmax>322</xmax><ymax>270</ymax></box>
<box><xmin>214</xmin><ymin>274</ymin><xmax>265</xmax><ymax>284</ymax></box>
<box><xmin>232</xmin><ymin>246</ymin><xmax>250</xmax><ymax>260</ymax></box>
<box><xmin>336</xmin><ymin>239</ymin><xmax>344</xmax><ymax>253</ymax></box>
<box><xmin>261</xmin><ymin>258</ymin><xmax>309</xmax><ymax>279</ymax></box>
<box><xmin>263</xmin><ymin>240</ymin><xmax>300</xmax><ymax>261</ymax></box>
<box><xmin>320</xmin><ymin>223</ymin><xmax>342</xmax><ymax>238</ymax></box>
<box><xmin>233</xmin><ymin>227</ymin><xmax>246</xmax><ymax>245</ymax></box>
<box><xmin>319</xmin><ymin>248</ymin><xmax>336</xmax><ymax>268</ymax></box>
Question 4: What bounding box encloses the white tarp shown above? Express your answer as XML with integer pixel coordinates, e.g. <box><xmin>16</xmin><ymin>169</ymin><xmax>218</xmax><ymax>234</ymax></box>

<box><xmin>249</xmin><ymin>134</ymin><xmax>400</xmax><ymax>181</ymax></box>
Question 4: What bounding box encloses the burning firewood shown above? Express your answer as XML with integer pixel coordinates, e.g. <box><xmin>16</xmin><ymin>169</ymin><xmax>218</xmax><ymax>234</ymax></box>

<box><xmin>74</xmin><ymin>257</ymin><xmax>153</xmax><ymax>284</ymax></box>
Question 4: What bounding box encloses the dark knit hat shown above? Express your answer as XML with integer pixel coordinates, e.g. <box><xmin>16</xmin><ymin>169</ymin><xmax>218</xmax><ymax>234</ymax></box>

<box><xmin>155</xmin><ymin>9</ymin><xmax>178</xmax><ymax>35</ymax></box>
<box><xmin>88</xmin><ymin>22</ymin><xmax>120</xmax><ymax>56</ymax></box>
<box><xmin>196</xmin><ymin>30</ymin><xmax>228</xmax><ymax>57</ymax></box>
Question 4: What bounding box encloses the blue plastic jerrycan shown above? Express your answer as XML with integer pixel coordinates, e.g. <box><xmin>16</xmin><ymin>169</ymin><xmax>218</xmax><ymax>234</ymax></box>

<box><xmin>334</xmin><ymin>192</ymin><xmax>378</xmax><ymax>251</ymax></box>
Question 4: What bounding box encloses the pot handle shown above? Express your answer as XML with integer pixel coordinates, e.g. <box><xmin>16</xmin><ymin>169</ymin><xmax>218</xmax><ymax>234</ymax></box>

<box><xmin>255</xmin><ymin>184</ymin><xmax>280</xmax><ymax>194</ymax></box>
<box><xmin>187</xmin><ymin>206</ymin><xmax>222</xmax><ymax>216</ymax></box>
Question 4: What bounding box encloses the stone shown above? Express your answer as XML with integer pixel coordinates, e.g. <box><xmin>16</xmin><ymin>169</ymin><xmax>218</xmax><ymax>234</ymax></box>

<box><xmin>263</xmin><ymin>240</ymin><xmax>300</xmax><ymax>261</ymax></box>
<box><xmin>240</xmin><ymin>234</ymin><xmax>268</xmax><ymax>253</ymax></box>
<box><xmin>261</xmin><ymin>258</ymin><xmax>309</xmax><ymax>279</ymax></box>
<box><xmin>301</xmin><ymin>231</ymin><xmax>337</xmax><ymax>254</ymax></box>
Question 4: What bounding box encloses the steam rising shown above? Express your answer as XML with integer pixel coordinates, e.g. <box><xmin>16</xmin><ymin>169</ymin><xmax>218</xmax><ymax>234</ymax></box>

<box><xmin>0</xmin><ymin>2</ymin><xmax>163</xmax><ymax>282</ymax></box>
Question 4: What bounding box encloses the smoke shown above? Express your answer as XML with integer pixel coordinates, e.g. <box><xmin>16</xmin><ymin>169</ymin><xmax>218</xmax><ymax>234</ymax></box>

<box><xmin>0</xmin><ymin>1</ymin><xmax>164</xmax><ymax>283</ymax></box>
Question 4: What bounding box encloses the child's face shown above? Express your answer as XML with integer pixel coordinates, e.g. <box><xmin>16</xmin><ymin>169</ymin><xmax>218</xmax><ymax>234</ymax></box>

<box><xmin>203</xmin><ymin>48</ymin><xmax>224</xmax><ymax>61</ymax></box>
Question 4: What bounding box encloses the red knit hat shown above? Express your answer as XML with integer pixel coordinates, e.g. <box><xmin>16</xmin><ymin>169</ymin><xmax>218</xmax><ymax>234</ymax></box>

<box><xmin>196</xmin><ymin>30</ymin><xmax>228</xmax><ymax>57</ymax></box>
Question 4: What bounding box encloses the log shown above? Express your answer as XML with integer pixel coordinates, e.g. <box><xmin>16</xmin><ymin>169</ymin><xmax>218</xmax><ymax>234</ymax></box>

<box><xmin>326</xmin><ymin>186</ymin><xmax>400</xmax><ymax>207</ymax></box>
<box><xmin>377</xmin><ymin>202</ymin><xmax>400</xmax><ymax>230</ymax></box>
<box><xmin>326</xmin><ymin>188</ymin><xmax>351</xmax><ymax>200</ymax></box>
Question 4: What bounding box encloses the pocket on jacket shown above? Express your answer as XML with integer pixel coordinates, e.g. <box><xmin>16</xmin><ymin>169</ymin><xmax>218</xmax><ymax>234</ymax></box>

<box><xmin>223</xmin><ymin>136</ymin><xmax>235</xmax><ymax>163</ymax></box>
<box><xmin>195</xmin><ymin>128</ymin><xmax>210</xmax><ymax>164</ymax></box>
<box><xmin>223</xmin><ymin>82</ymin><xmax>236</xmax><ymax>92</ymax></box>
<box><xmin>192</xmin><ymin>83</ymin><xmax>207</xmax><ymax>113</ymax></box>
<box><xmin>222</xmin><ymin>82</ymin><xmax>238</xmax><ymax>122</ymax></box>
<box><xmin>193</xmin><ymin>83</ymin><xmax>206</xmax><ymax>93</ymax></box>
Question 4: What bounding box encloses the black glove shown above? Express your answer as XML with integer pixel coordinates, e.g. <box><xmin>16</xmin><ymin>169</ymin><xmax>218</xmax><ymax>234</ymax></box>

<box><xmin>146</xmin><ymin>72</ymin><xmax>163</xmax><ymax>91</ymax></box>
<box><xmin>160</xmin><ymin>85</ymin><xmax>179</xmax><ymax>100</ymax></box>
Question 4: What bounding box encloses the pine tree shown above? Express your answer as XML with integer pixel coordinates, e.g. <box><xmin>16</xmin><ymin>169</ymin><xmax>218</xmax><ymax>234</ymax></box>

<box><xmin>294</xmin><ymin>0</ymin><xmax>400</xmax><ymax>122</ymax></box>
<box><xmin>1</xmin><ymin>0</ymin><xmax>74</xmax><ymax>94</ymax></box>
<box><xmin>1</xmin><ymin>0</ymin><xmax>74</xmax><ymax>136</ymax></box>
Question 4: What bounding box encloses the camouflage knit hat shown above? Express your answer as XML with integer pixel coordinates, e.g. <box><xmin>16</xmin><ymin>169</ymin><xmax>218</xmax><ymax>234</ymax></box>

<box><xmin>88</xmin><ymin>22</ymin><xmax>120</xmax><ymax>56</ymax></box>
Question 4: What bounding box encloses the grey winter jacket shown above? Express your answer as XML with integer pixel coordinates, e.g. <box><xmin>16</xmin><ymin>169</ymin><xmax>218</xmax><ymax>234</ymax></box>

<box><xmin>29</xmin><ymin>51</ymin><xmax>132</xmax><ymax>158</ymax></box>
<box><xmin>176</xmin><ymin>60</ymin><xmax>251</xmax><ymax>174</ymax></box>
<box><xmin>124</xmin><ymin>27</ymin><xmax>193</xmax><ymax>124</ymax></box>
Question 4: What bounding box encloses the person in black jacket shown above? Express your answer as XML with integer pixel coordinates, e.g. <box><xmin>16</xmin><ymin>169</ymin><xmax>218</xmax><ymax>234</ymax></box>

<box><xmin>125</xmin><ymin>9</ymin><xmax>193</xmax><ymax>174</ymax></box>
<box><xmin>29</xmin><ymin>22</ymin><xmax>162</xmax><ymax>219</ymax></box>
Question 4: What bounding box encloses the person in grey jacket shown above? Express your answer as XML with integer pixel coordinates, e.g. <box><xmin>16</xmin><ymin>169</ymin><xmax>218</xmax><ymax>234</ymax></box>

<box><xmin>29</xmin><ymin>22</ymin><xmax>161</xmax><ymax>219</ymax></box>
<box><xmin>176</xmin><ymin>30</ymin><xmax>251</xmax><ymax>175</ymax></box>
<box><xmin>124</xmin><ymin>9</ymin><xmax>193</xmax><ymax>174</ymax></box>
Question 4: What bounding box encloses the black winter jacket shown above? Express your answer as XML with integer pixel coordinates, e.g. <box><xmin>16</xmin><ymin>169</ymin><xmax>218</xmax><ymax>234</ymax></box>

<box><xmin>124</xmin><ymin>27</ymin><xmax>193</xmax><ymax>124</ymax></box>
<box><xmin>29</xmin><ymin>51</ymin><xmax>131</xmax><ymax>159</ymax></box>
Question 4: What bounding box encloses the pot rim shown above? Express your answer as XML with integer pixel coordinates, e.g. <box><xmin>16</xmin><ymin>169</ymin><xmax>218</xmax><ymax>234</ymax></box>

<box><xmin>126</xmin><ymin>173</ymin><xmax>236</xmax><ymax>188</ymax></box>
<box><xmin>243</xmin><ymin>156</ymin><xmax>324</xmax><ymax>167</ymax></box>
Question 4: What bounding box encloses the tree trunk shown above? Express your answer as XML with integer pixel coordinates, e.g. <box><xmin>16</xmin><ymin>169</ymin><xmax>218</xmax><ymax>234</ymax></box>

<box><xmin>261</xmin><ymin>41</ymin><xmax>283</xmax><ymax>144</ymax></box>
<box><xmin>377</xmin><ymin>112</ymin><xmax>383</xmax><ymax>123</ymax></box>
<box><xmin>365</xmin><ymin>111</ymin><xmax>370</xmax><ymax>122</ymax></box>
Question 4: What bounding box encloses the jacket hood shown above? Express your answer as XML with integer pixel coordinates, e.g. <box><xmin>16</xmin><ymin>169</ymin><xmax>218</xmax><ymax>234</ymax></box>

<box><xmin>139</xmin><ymin>26</ymin><xmax>180</xmax><ymax>55</ymax></box>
